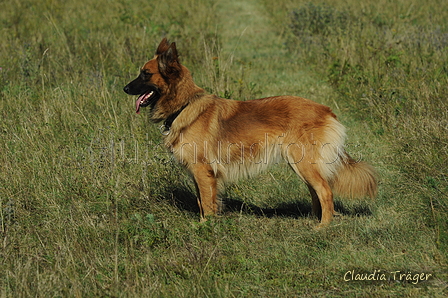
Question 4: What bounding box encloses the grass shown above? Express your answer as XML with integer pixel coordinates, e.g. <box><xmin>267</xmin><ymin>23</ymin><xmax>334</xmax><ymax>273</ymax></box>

<box><xmin>1</xmin><ymin>0</ymin><xmax>447</xmax><ymax>296</ymax></box>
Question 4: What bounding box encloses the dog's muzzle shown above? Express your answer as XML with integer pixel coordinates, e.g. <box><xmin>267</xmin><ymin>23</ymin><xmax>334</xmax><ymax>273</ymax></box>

<box><xmin>135</xmin><ymin>91</ymin><xmax>156</xmax><ymax>114</ymax></box>
<box><xmin>123</xmin><ymin>83</ymin><xmax>160</xmax><ymax>114</ymax></box>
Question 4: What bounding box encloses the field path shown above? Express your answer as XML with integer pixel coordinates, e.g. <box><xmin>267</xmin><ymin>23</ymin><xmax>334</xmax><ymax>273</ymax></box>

<box><xmin>216</xmin><ymin>0</ymin><xmax>324</xmax><ymax>99</ymax></box>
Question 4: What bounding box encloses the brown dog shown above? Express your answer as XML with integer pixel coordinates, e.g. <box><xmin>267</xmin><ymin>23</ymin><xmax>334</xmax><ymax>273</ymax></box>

<box><xmin>124</xmin><ymin>38</ymin><xmax>377</xmax><ymax>227</ymax></box>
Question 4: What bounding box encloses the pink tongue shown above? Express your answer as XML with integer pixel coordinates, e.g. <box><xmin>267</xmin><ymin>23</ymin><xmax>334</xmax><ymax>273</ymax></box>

<box><xmin>135</xmin><ymin>94</ymin><xmax>144</xmax><ymax>114</ymax></box>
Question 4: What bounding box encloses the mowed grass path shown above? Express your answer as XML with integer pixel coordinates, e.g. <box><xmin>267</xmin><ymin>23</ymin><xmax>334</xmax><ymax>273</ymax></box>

<box><xmin>0</xmin><ymin>0</ymin><xmax>446</xmax><ymax>296</ymax></box>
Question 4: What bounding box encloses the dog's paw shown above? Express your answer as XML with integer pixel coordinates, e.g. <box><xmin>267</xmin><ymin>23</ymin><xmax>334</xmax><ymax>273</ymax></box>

<box><xmin>314</xmin><ymin>222</ymin><xmax>330</xmax><ymax>231</ymax></box>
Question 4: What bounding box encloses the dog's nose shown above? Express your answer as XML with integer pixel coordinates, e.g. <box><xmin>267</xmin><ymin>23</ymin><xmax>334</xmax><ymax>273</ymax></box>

<box><xmin>123</xmin><ymin>85</ymin><xmax>129</xmax><ymax>94</ymax></box>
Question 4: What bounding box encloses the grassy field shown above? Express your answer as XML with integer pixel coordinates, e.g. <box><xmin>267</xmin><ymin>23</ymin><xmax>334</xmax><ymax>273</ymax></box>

<box><xmin>1</xmin><ymin>0</ymin><xmax>447</xmax><ymax>296</ymax></box>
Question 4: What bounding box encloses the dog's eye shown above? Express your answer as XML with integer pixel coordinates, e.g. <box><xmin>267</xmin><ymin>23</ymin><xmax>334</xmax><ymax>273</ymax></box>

<box><xmin>141</xmin><ymin>70</ymin><xmax>153</xmax><ymax>78</ymax></box>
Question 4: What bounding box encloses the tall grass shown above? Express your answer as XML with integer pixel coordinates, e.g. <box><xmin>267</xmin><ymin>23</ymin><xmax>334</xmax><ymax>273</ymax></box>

<box><xmin>1</xmin><ymin>0</ymin><xmax>447</xmax><ymax>296</ymax></box>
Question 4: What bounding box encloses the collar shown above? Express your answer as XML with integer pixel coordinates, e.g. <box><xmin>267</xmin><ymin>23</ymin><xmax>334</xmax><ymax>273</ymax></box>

<box><xmin>159</xmin><ymin>104</ymin><xmax>188</xmax><ymax>135</ymax></box>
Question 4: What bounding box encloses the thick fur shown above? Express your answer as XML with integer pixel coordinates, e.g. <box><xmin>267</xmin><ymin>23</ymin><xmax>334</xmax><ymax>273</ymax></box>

<box><xmin>124</xmin><ymin>38</ymin><xmax>378</xmax><ymax>227</ymax></box>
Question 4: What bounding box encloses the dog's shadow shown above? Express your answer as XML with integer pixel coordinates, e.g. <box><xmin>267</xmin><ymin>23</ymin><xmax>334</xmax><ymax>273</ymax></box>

<box><xmin>170</xmin><ymin>187</ymin><xmax>372</xmax><ymax>219</ymax></box>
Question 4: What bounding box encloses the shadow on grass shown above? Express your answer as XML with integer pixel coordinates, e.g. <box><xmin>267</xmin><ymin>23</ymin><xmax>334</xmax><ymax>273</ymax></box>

<box><xmin>170</xmin><ymin>186</ymin><xmax>311</xmax><ymax>218</ymax></box>
<box><xmin>224</xmin><ymin>198</ymin><xmax>312</xmax><ymax>218</ymax></box>
<box><xmin>170</xmin><ymin>187</ymin><xmax>372</xmax><ymax>219</ymax></box>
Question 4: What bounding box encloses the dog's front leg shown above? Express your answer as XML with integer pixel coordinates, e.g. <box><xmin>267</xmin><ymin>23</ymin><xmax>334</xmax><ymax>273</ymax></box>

<box><xmin>191</xmin><ymin>164</ymin><xmax>219</xmax><ymax>221</ymax></box>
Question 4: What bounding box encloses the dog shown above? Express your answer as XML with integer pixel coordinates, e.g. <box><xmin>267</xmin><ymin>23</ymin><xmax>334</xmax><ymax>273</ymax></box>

<box><xmin>124</xmin><ymin>38</ymin><xmax>377</xmax><ymax>228</ymax></box>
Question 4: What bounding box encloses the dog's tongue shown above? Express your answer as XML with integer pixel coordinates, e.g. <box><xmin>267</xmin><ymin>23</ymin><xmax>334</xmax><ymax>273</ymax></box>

<box><xmin>135</xmin><ymin>91</ymin><xmax>154</xmax><ymax>114</ymax></box>
<box><xmin>135</xmin><ymin>93</ymin><xmax>148</xmax><ymax>114</ymax></box>
<box><xmin>135</xmin><ymin>96</ymin><xmax>143</xmax><ymax>114</ymax></box>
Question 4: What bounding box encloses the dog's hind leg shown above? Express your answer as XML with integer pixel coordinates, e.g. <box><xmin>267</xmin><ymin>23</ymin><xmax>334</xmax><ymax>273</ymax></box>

<box><xmin>191</xmin><ymin>164</ymin><xmax>219</xmax><ymax>221</ymax></box>
<box><xmin>297</xmin><ymin>165</ymin><xmax>334</xmax><ymax>228</ymax></box>
<box><xmin>288</xmin><ymin>161</ymin><xmax>335</xmax><ymax>228</ymax></box>
<box><xmin>307</xmin><ymin>183</ymin><xmax>322</xmax><ymax>219</ymax></box>
<box><xmin>304</xmin><ymin>171</ymin><xmax>334</xmax><ymax>228</ymax></box>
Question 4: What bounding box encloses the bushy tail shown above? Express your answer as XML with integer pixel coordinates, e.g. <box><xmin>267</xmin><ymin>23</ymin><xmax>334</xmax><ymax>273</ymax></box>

<box><xmin>330</xmin><ymin>153</ymin><xmax>378</xmax><ymax>199</ymax></box>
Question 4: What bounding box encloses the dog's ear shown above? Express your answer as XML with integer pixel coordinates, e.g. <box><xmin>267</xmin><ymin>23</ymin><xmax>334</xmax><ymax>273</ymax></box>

<box><xmin>156</xmin><ymin>38</ymin><xmax>171</xmax><ymax>55</ymax></box>
<box><xmin>158</xmin><ymin>41</ymin><xmax>181</xmax><ymax>80</ymax></box>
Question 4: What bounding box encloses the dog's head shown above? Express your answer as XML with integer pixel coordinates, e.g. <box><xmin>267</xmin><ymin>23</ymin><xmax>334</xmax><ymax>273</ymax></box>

<box><xmin>123</xmin><ymin>38</ymin><xmax>185</xmax><ymax>119</ymax></box>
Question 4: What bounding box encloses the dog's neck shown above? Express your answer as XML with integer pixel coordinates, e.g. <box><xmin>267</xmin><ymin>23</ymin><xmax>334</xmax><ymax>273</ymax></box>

<box><xmin>163</xmin><ymin>104</ymin><xmax>188</xmax><ymax>133</ymax></box>
<box><xmin>161</xmin><ymin>89</ymin><xmax>206</xmax><ymax>135</ymax></box>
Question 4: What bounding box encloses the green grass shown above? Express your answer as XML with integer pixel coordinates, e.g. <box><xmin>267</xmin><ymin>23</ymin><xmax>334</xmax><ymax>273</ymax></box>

<box><xmin>1</xmin><ymin>0</ymin><xmax>447</xmax><ymax>296</ymax></box>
